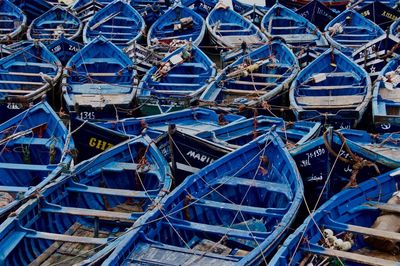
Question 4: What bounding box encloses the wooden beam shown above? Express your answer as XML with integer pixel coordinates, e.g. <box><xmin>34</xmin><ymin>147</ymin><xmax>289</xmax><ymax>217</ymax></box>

<box><xmin>26</xmin><ymin>231</ymin><xmax>109</xmax><ymax>245</ymax></box>
<box><xmin>302</xmin><ymin>247</ymin><xmax>399</xmax><ymax>266</ymax></box>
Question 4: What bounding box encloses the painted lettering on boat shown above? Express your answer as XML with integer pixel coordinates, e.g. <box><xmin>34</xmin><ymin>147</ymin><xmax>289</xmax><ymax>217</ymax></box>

<box><xmin>307</xmin><ymin>173</ymin><xmax>323</xmax><ymax>182</ymax></box>
<box><xmin>51</xmin><ymin>45</ymin><xmax>61</xmax><ymax>53</ymax></box>
<box><xmin>186</xmin><ymin>150</ymin><xmax>214</xmax><ymax>164</ymax></box>
<box><xmin>89</xmin><ymin>137</ymin><xmax>114</xmax><ymax>151</ymax></box>
<box><xmin>381</xmin><ymin>11</ymin><xmax>398</xmax><ymax>21</ymax></box>
<box><xmin>69</xmin><ymin>44</ymin><xmax>79</xmax><ymax>52</ymax></box>
<box><xmin>299</xmin><ymin>147</ymin><xmax>326</xmax><ymax>168</ymax></box>
<box><xmin>316</xmin><ymin>7</ymin><xmax>333</xmax><ymax>19</ymax></box>
<box><xmin>7</xmin><ymin>103</ymin><xmax>21</xmax><ymax>110</ymax></box>
<box><xmin>79</xmin><ymin>111</ymin><xmax>95</xmax><ymax>120</ymax></box>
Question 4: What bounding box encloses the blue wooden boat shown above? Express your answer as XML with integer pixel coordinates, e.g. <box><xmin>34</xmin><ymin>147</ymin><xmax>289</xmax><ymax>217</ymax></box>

<box><xmin>261</xmin><ymin>3</ymin><xmax>328</xmax><ymax>47</ymax></box>
<box><xmin>147</xmin><ymin>5</ymin><xmax>206</xmax><ymax>47</ymax></box>
<box><xmin>71</xmin><ymin>0</ymin><xmax>108</xmax><ymax>22</ymax></box>
<box><xmin>155</xmin><ymin>125</ymin><xmax>233</xmax><ymax>184</ymax></box>
<box><xmin>296</xmin><ymin>0</ymin><xmax>337</xmax><ymax>30</ymax></box>
<box><xmin>339</xmin><ymin>129</ymin><xmax>400</xmax><ymax>163</ymax></box>
<box><xmin>196</xmin><ymin>115</ymin><xmax>321</xmax><ymax>149</ymax></box>
<box><xmin>0</xmin><ymin>0</ymin><xmax>26</xmax><ymax>43</ymax></box>
<box><xmin>324</xmin><ymin>9</ymin><xmax>384</xmax><ymax>55</ymax></box>
<box><xmin>0</xmin><ymin>40</ymin><xmax>32</xmax><ymax>59</ymax></box>
<box><xmin>270</xmin><ymin>168</ymin><xmax>400</xmax><ymax>266</ymax></box>
<box><xmin>372</xmin><ymin>55</ymin><xmax>400</xmax><ymax>132</ymax></box>
<box><xmin>70</xmin><ymin>117</ymin><xmax>129</xmax><ymax>162</ymax></box>
<box><xmin>131</xmin><ymin>0</ymin><xmax>172</xmax><ymax>25</ymax></box>
<box><xmin>97</xmin><ymin>107</ymin><xmax>245</xmax><ymax>137</ymax></box>
<box><xmin>47</xmin><ymin>35</ymin><xmax>83</xmax><ymax>65</ymax></box>
<box><xmin>200</xmin><ymin>40</ymin><xmax>299</xmax><ymax>107</ymax></box>
<box><xmin>296</xmin><ymin>46</ymin><xmax>326</xmax><ymax>69</ymax></box>
<box><xmin>358</xmin><ymin>1</ymin><xmax>400</xmax><ymax>31</ymax></box>
<box><xmin>352</xmin><ymin>34</ymin><xmax>400</xmax><ymax>81</ymax></box>
<box><xmin>350</xmin><ymin>0</ymin><xmax>399</xmax><ymax>10</ymax></box>
<box><xmin>123</xmin><ymin>41</ymin><xmax>164</xmax><ymax>77</ymax></box>
<box><xmin>289</xmin><ymin>128</ymin><xmax>399</xmax><ymax>209</ymax></box>
<box><xmin>390</xmin><ymin>16</ymin><xmax>400</xmax><ymax>36</ymax></box>
<box><xmin>62</xmin><ymin>36</ymin><xmax>136</xmax><ymax>121</ymax></box>
<box><xmin>280</xmin><ymin>0</ymin><xmax>349</xmax><ymax>9</ymax></box>
<box><xmin>182</xmin><ymin>0</ymin><xmax>217</xmax><ymax>19</ymax></box>
<box><xmin>0</xmin><ymin>101</ymin><xmax>74</xmax><ymax>218</ymax></box>
<box><xmin>138</xmin><ymin>43</ymin><xmax>217</xmax><ymax>115</ymax></box>
<box><xmin>103</xmin><ymin>130</ymin><xmax>304</xmax><ymax>265</ymax></box>
<box><xmin>27</xmin><ymin>6</ymin><xmax>82</xmax><ymax>43</ymax></box>
<box><xmin>10</xmin><ymin>0</ymin><xmax>51</xmax><ymax>22</ymax></box>
<box><xmin>83</xmin><ymin>0</ymin><xmax>145</xmax><ymax>48</ymax></box>
<box><xmin>233</xmin><ymin>0</ymin><xmax>272</xmax><ymax>13</ymax></box>
<box><xmin>232</xmin><ymin>0</ymin><xmax>270</xmax><ymax>27</ymax></box>
<box><xmin>0</xmin><ymin>135</ymin><xmax>172</xmax><ymax>265</ymax></box>
<box><xmin>290</xmin><ymin>48</ymin><xmax>372</xmax><ymax>128</ymax></box>
<box><xmin>206</xmin><ymin>2</ymin><xmax>267</xmax><ymax>49</ymax></box>
<box><xmin>0</xmin><ymin>42</ymin><xmax>62</xmax><ymax>122</ymax></box>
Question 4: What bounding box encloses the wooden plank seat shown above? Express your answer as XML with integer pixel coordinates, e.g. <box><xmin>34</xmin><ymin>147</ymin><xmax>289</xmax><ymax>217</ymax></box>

<box><xmin>222</xmin><ymin>89</ymin><xmax>269</xmax><ymax>95</ymax></box>
<box><xmin>227</xmin><ymin>80</ymin><xmax>277</xmax><ymax>87</ymax></box>
<box><xmin>25</xmin><ymin>230</ymin><xmax>109</xmax><ymax>245</ymax></box>
<box><xmin>212</xmin><ymin>176</ymin><xmax>291</xmax><ymax>198</ymax></box>
<box><xmin>301</xmin><ymin>246</ymin><xmax>399</xmax><ymax>266</ymax></box>
<box><xmin>66</xmin><ymin>184</ymin><xmax>157</xmax><ymax>199</ymax></box>
<box><xmin>299</xmin><ymin>85</ymin><xmax>365</xmax><ymax>90</ymax></box>
<box><xmin>167</xmin><ymin>218</ymin><xmax>269</xmax><ymax>241</ymax></box>
<box><xmin>41</xmin><ymin>204</ymin><xmax>138</xmax><ymax>221</ymax></box>
<box><xmin>191</xmin><ymin>198</ymin><xmax>286</xmax><ymax>217</ymax></box>
<box><xmin>0</xmin><ymin>163</ymin><xmax>55</xmax><ymax>172</ymax></box>
<box><xmin>296</xmin><ymin>95</ymin><xmax>365</xmax><ymax>107</ymax></box>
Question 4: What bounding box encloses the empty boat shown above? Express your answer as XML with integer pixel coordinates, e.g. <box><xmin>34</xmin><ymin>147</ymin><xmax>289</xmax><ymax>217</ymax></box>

<box><xmin>0</xmin><ymin>42</ymin><xmax>62</xmax><ymax>122</ymax></box>
<box><xmin>261</xmin><ymin>3</ymin><xmax>328</xmax><ymax>47</ymax></box>
<box><xmin>83</xmin><ymin>0</ymin><xmax>145</xmax><ymax>48</ymax></box>
<box><xmin>0</xmin><ymin>0</ymin><xmax>27</xmax><ymax>43</ymax></box>
<box><xmin>206</xmin><ymin>2</ymin><xmax>267</xmax><ymax>49</ymax></box>
<box><xmin>62</xmin><ymin>36</ymin><xmax>136</xmax><ymax>121</ymax></box>
<box><xmin>290</xmin><ymin>48</ymin><xmax>372</xmax><ymax>128</ymax></box>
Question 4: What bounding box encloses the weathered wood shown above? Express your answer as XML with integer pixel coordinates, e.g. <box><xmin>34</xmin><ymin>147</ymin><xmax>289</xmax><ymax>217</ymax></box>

<box><xmin>223</xmin><ymin>89</ymin><xmax>268</xmax><ymax>95</ymax></box>
<box><xmin>0</xmin><ymin>80</ymin><xmax>43</xmax><ymax>86</ymax></box>
<box><xmin>228</xmin><ymin>80</ymin><xmax>277</xmax><ymax>87</ymax></box>
<box><xmin>334</xmin><ymin>224</ymin><xmax>400</xmax><ymax>242</ymax></box>
<box><xmin>365</xmin><ymin>201</ymin><xmax>400</xmax><ymax>215</ymax></box>
<box><xmin>0</xmin><ymin>163</ymin><xmax>53</xmax><ymax>171</ymax></box>
<box><xmin>0</xmin><ymin>186</ymin><xmax>28</xmax><ymax>193</ymax></box>
<box><xmin>66</xmin><ymin>184</ymin><xmax>154</xmax><ymax>199</ymax></box>
<box><xmin>296</xmin><ymin>95</ymin><xmax>365</xmax><ymax>106</ymax></box>
<box><xmin>26</xmin><ymin>231</ymin><xmax>109</xmax><ymax>245</ymax></box>
<box><xmin>302</xmin><ymin>247</ymin><xmax>399</xmax><ymax>266</ymax></box>
<box><xmin>167</xmin><ymin>219</ymin><xmax>267</xmax><ymax>241</ymax></box>
<box><xmin>42</xmin><ymin>205</ymin><xmax>137</xmax><ymax>221</ymax></box>
<box><xmin>28</xmin><ymin>223</ymin><xmax>81</xmax><ymax>266</ymax></box>
<box><xmin>0</xmin><ymin>89</ymin><xmax>36</xmax><ymax>94</ymax></box>
<box><xmin>300</xmin><ymin>85</ymin><xmax>364</xmax><ymax>90</ymax></box>
<box><xmin>248</xmin><ymin>73</ymin><xmax>283</xmax><ymax>78</ymax></box>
